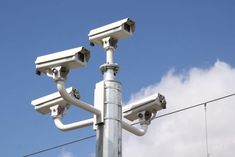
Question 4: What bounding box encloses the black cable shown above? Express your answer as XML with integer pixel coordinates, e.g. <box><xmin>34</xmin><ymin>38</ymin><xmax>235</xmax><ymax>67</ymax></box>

<box><xmin>22</xmin><ymin>135</ymin><xmax>96</xmax><ymax>157</ymax></box>
<box><xmin>133</xmin><ymin>93</ymin><xmax>235</xmax><ymax>125</ymax></box>
<box><xmin>155</xmin><ymin>93</ymin><xmax>235</xmax><ymax>119</ymax></box>
<box><xmin>24</xmin><ymin>93</ymin><xmax>235</xmax><ymax>156</ymax></box>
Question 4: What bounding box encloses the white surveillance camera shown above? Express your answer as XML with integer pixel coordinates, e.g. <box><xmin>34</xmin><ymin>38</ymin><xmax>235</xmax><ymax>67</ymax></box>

<box><xmin>123</xmin><ymin>93</ymin><xmax>166</xmax><ymax>121</ymax></box>
<box><xmin>35</xmin><ymin>46</ymin><xmax>90</xmax><ymax>75</ymax></box>
<box><xmin>31</xmin><ymin>87</ymin><xmax>80</xmax><ymax>115</ymax></box>
<box><xmin>88</xmin><ymin>18</ymin><xmax>135</xmax><ymax>46</ymax></box>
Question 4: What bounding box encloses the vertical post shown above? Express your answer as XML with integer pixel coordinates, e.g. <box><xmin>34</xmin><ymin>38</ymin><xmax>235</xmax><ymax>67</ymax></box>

<box><xmin>96</xmin><ymin>123</ymin><xmax>104</xmax><ymax>157</ymax></box>
<box><xmin>96</xmin><ymin>37</ymin><xmax>122</xmax><ymax>157</ymax></box>
<box><xmin>204</xmin><ymin>103</ymin><xmax>210</xmax><ymax>157</ymax></box>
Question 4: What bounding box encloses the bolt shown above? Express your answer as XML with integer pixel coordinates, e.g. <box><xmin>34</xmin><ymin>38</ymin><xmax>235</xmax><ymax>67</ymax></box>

<box><xmin>138</xmin><ymin>113</ymin><xmax>143</xmax><ymax>119</ymax></box>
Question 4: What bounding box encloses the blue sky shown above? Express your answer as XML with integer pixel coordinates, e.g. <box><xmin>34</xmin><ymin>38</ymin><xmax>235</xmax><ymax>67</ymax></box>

<box><xmin>0</xmin><ymin>0</ymin><xmax>235</xmax><ymax>157</ymax></box>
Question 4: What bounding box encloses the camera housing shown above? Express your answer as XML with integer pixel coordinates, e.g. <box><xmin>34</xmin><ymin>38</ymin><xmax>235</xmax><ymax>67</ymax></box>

<box><xmin>31</xmin><ymin>87</ymin><xmax>80</xmax><ymax>115</ymax></box>
<box><xmin>35</xmin><ymin>46</ymin><xmax>90</xmax><ymax>75</ymax></box>
<box><xmin>88</xmin><ymin>18</ymin><xmax>135</xmax><ymax>46</ymax></box>
<box><xmin>123</xmin><ymin>93</ymin><xmax>166</xmax><ymax>121</ymax></box>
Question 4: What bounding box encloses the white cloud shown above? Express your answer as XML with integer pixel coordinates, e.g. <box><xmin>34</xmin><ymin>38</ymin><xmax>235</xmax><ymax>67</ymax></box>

<box><xmin>123</xmin><ymin>60</ymin><xmax>235</xmax><ymax>157</ymax></box>
<box><xmin>58</xmin><ymin>150</ymin><xmax>75</xmax><ymax>157</ymax></box>
<box><xmin>58</xmin><ymin>150</ymin><xmax>95</xmax><ymax>157</ymax></box>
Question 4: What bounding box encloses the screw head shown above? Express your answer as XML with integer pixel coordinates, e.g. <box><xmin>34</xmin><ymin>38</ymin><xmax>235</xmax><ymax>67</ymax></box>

<box><xmin>138</xmin><ymin>113</ymin><xmax>143</xmax><ymax>118</ymax></box>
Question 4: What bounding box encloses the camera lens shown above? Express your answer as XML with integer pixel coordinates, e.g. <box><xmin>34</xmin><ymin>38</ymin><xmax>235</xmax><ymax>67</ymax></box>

<box><xmin>145</xmin><ymin>111</ymin><xmax>151</xmax><ymax>120</ymax></box>
<box><xmin>124</xmin><ymin>23</ymin><xmax>131</xmax><ymax>32</ymax></box>
<box><xmin>78</xmin><ymin>52</ymin><xmax>85</xmax><ymax>62</ymax></box>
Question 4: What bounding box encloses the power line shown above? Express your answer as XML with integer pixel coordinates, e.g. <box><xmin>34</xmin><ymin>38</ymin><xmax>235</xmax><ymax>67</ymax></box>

<box><xmin>154</xmin><ymin>93</ymin><xmax>235</xmax><ymax>120</ymax></box>
<box><xmin>24</xmin><ymin>93</ymin><xmax>235</xmax><ymax>156</ymax></box>
<box><xmin>133</xmin><ymin>93</ymin><xmax>235</xmax><ymax>125</ymax></box>
<box><xmin>23</xmin><ymin>135</ymin><xmax>96</xmax><ymax>157</ymax></box>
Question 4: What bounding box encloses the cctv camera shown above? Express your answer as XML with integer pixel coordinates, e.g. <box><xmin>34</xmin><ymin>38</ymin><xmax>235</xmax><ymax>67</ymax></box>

<box><xmin>123</xmin><ymin>93</ymin><xmax>166</xmax><ymax>121</ymax></box>
<box><xmin>35</xmin><ymin>46</ymin><xmax>90</xmax><ymax>76</ymax></box>
<box><xmin>31</xmin><ymin>87</ymin><xmax>80</xmax><ymax>115</ymax></box>
<box><xmin>88</xmin><ymin>18</ymin><xmax>135</xmax><ymax>46</ymax></box>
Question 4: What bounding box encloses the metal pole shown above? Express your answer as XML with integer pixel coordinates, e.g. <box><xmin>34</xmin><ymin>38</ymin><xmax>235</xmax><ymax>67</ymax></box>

<box><xmin>204</xmin><ymin>104</ymin><xmax>210</xmax><ymax>157</ymax></box>
<box><xmin>96</xmin><ymin>37</ymin><xmax>122</xmax><ymax>157</ymax></box>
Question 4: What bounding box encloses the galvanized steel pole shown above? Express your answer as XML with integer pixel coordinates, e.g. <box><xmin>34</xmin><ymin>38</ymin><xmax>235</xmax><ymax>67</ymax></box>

<box><xmin>96</xmin><ymin>37</ymin><xmax>122</xmax><ymax>157</ymax></box>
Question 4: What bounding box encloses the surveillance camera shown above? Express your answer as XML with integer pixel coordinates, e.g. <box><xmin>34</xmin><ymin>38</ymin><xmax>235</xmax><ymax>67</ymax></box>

<box><xmin>31</xmin><ymin>87</ymin><xmax>80</xmax><ymax>115</ymax></box>
<box><xmin>35</xmin><ymin>46</ymin><xmax>90</xmax><ymax>76</ymax></box>
<box><xmin>88</xmin><ymin>18</ymin><xmax>135</xmax><ymax>46</ymax></box>
<box><xmin>123</xmin><ymin>93</ymin><xmax>166</xmax><ymax>121</ymax></box>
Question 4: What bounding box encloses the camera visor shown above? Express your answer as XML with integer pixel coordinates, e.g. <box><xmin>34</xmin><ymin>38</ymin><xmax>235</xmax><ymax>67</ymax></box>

<box><xmin>77</xmin><ymin>52</ymin><xmax>85</xmax><ymax>62</ymax></box>
<box><xmin>124</xmin><ymin>23</ymin><xmax>131</xmax><ymax>32</ymax></box>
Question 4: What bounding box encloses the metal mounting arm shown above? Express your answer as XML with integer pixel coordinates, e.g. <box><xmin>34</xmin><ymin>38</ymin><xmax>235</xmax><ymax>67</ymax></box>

<box><xmin>56</xmin><ymin>80</ymin><xmax>101</xmax><ymax>116</ymax></box>
<box><xmin>122</xmin><ymin>120</ymin><xmax>148</xmax><ymax>136</ymax></box>
<box><xmin>51</xmin><ymin>66</ymin><xmax>101</xmax><ymax>116</ymax></box>
<box><xmin>54</xmin><ymin>118</ymin><xmax>94</xmax><ymax>131</ymax></box>
<box><xmin>50</xmin><ymin>105</ymin><xmax>94</xmax><ymax>131</ymax></box>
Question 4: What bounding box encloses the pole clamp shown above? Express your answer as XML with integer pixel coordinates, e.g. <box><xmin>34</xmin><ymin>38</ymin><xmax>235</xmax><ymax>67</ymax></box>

<box><xmin>100</xmin><ymin>63</ymin><xmax>120</xmax><ymax>75</ymax></box>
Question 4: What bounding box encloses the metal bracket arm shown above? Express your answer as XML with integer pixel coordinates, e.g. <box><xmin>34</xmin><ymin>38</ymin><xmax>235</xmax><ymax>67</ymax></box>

<box><xmin>53</xmin><ymin>117</ymin><xmax>94</xmax><ymax>131</ymax></box>
<box><xmin>50</xmin><ymin>105</ymin><xmax>94</xmax><ymax>131</ymax></box>
<box><xmin>122</xmin><ymin>120</ymin><xmax>148</xmax><ymax>136</ymax></box>
<box><xmin>56</xmin><ymin>80</ymin><xmax>101</xmax><ymax>116</ymax></box>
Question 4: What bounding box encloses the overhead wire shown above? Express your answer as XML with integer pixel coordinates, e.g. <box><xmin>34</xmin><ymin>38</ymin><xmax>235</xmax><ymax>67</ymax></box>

<box><xmin>22</xmin><ymin>135</ymin><xmax>96</xmax><ymax>157</ymax></box>
<box><xmin>24</xmin><ymin>92</ymin><xmax>235</xmax><ymax>156</ymax></box>
<box><xmin>133</xmin><ymin>93</ymin><xmax>235</xmax><ymax>125</ymax></box>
